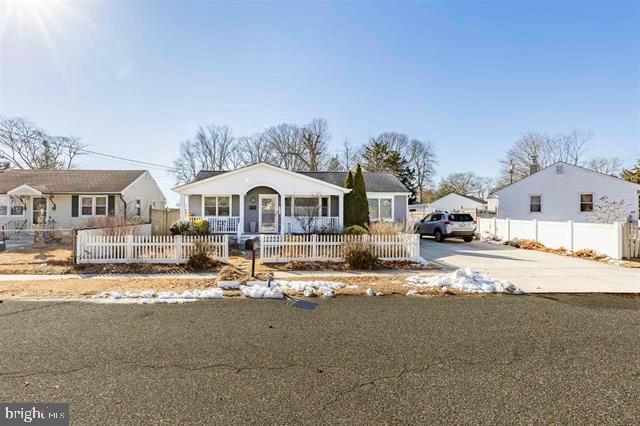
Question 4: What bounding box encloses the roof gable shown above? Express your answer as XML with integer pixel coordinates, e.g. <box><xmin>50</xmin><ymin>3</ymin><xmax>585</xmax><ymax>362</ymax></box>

<box><xmin>180</xmin><ymin>164</ymin><xmax>409</xmax><ymax>193</ymax></box>
<box><xmin>493</xmin><ymin>162</ymin><xmax>640</xmax><ymax>195</ymax></box>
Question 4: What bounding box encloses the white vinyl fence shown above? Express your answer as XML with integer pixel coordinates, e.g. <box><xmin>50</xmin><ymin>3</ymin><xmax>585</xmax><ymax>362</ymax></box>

<box><xmin>76</xmin><ymin>234</ymin><xmax>228</xmax><ymax>264</ymax></box>
<box><xmin>477</xmin><ymin>217</ymin><xmax>629</xmax><ymax>260</ymax></box>
<box><xmin>260</xmin><ymin>234</ymin><xmax>421</xmax><ymax>263</ymax></box>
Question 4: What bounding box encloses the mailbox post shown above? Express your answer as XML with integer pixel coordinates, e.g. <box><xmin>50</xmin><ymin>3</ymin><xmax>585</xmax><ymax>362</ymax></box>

<box><xmin>244</xmin><ymin>236</ymin><xmax>260</xmax><ymax>278</ymax></box>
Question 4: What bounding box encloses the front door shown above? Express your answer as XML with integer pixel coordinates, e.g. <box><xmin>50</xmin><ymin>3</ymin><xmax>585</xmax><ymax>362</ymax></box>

<box><xmin>32</xmin><ymin>197</ymin><xmax>48</xmax><ymax>226</ymax></box>
<box><xmin>259</xmin><ymin>194</ymin><xmax>278</xmax><ymax>233</ymax></box>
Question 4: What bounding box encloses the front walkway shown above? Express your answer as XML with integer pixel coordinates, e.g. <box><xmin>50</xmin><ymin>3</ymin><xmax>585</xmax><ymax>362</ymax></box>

<box><xmin>420</xmin><ymin>238</ymin><xmax>640</xmax><ymax>293</ymax></box>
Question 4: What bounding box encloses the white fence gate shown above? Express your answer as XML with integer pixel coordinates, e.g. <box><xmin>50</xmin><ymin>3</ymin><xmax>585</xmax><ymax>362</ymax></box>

<box><xmin>260</xmin><ymin>234</ymin><xmax>421</xmax><ymax>263</ymax></box>
<box><xmin>477</xmin><ymin>217</ymin><xmax>629</xmax><ymax>260</ymax></box>
<box><xmin>76</xmin><ymin>234</ymin><xmax>228</xmax><ymax>264</ymax></box>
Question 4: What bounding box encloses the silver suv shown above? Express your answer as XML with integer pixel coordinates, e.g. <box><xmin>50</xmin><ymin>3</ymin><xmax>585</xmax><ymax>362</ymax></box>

<box><xmin>415</xmin><ymin>211</ymin><xmax>476</xmax><ymax>242</ymax></box>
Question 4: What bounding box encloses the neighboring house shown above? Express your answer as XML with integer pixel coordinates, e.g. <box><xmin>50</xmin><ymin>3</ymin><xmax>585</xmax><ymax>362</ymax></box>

<box><xmin>173</xmin><ymin>162</ymin><xmax>410</xmax><ymax>236</ymax></box>
<box><xmin>491</xmin><ymin>162</ymin><xmax>640</xmax><ymax>222</ymax></box>
<box><xmin>429</xmin><ymin>192</ymin><xmax>487</xmax><ymax>212</ymax></box>
<box><xmin>0</xmin><ymin>169</ymin><xmax>166</xmax><ymax>230</ymax></box>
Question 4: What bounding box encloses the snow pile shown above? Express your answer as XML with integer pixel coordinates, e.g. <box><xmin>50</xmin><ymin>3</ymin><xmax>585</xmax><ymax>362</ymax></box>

<box><xmin>240</xmin><ymin>285</ymin><xmax>284</xmax><ymax>299</ymax></box>
<box><xmin>406</xmin><ymin>289</ymin><xmax>420</xmax><ymax>296</ymax></box>
<box><xmin>366</xmin><ymin>288</ymin><xmax>383</xmax><ymax>297</ymax></box>
<box><xmin>274</xmin><ymin>280</ymin><xmax>345</xmax><ymax>298</ymax></box>
<box><xmin>217</xmin><ymin>281</ymin><xmax>241</xmax><ymax>290</ymax></box>
<box><xmin>406</xmin><ymin>268</ymin><xmax>523</xmax><ymax>294</ymax></box>
<box><xmin>480</xmin><ymin>233</ymin><xmax>505</xmax><ymax>245</ymax></box>
<box><xmin>92</xmin><ymin>288</ymin><xmax>224</xmax><ymax>303</ymax></box>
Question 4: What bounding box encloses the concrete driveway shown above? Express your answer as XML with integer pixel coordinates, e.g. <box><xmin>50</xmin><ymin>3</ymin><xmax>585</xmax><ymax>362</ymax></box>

<box><xmin>420</xmin><ymin>237</ymin><xmax>640</xmax><ymax>293</ymax></box>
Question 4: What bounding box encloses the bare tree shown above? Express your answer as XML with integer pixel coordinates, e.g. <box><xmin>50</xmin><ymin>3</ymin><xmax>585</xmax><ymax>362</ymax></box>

<box><xmin>263</xmin><ymin>123</ymin><xmax>306</xmax><ymax>170</ymax></box>
<box><xmin>292</xmin><ymin>200</ymin><xmax>321</xmax><ymax>234</ymax></box>
<box><xmin>585</xmin><ymin>157</ymin><xmax>624</xmax><ymax>176</ymax></box>
<box><xmin>0</xmin><ymin>116</ymin><xmax>86</xmax><ymax>169</ymax></box>
<box><xmin>591</xmin><ymin>196</ymin><xmax>632</xmax><ymax>223</ymax></box>
<box><xmin>373</xmin><ymin>131</ymin><xmax>409</xmax><ymax>155</ymax></box>
<box><xmin>173</xmin><ymin>124</ymin><xmax>237</xmax><ymax>184</ymax></box>
<box><xmin>407</xmin><ymin>139</ymin><xmax>437</xmax><ymax>202</ymax></box>
<box><xmin>299</xmin><ymin>118</ymin><xmax>330</xmax><ymax>171</ymax></box>
<box><xmin>434</xmin><ymin>172</ymin><xmax>488</xmax><ymax>200</ymax></box>
<box><xmin>500</xmin><ymin>129</ymin><xmax>591</xmax><ymax>182</ymax></box>
<box><xmin>339</xmin><ymin>139</ymin><xmax>360</xmax><ymax>171</ymax></box>
<box><xmin>235</xmin><ymin>133</ymin><xmax>274</xmax><ymax>166</ymax></box>
<box><xmin>326</xmin><ymin>155</ymin><xmax>342</xmax><ymax>171</ymax></box>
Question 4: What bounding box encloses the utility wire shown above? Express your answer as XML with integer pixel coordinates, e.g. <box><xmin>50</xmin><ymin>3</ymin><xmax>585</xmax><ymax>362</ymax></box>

<box><xmin>0</xmin><ymin>129</ymin><xmax>176</xmax><ymax>171</ymax></box>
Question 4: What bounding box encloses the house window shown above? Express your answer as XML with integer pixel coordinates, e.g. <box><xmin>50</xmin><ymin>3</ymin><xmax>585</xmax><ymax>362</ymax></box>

<box><xmin>10</xmin><ymin>198</ymin><xmax>25</xmax><ymax>216</ymax></box>
<box><xmin>80</xmin><ymin>195</ymin><xmax>108</xmax><ymax>217</ymax></box>
<box><xmin>203</xmin><ymin>196</ymin><xmax>231</xmax><ymax>216</ymax></box>
<box><xmin>95</xmin><ymin>196</ymin><xmax>107</xmax><ymax>216</ymax></box>
<box><xmin>529</xmin><ymin>195</ymin><xmax>542</xmax><ymax>213</ymax></box>
<box><xmin>135</xmin><ymin>198</ymin><xmax>142</xmax><ymax>216</ymax></box>
<box><xmin>81</xmin><ymin>196</ymin><xmax>93</xmax><ymax>216</ymax></box>
<box><xmin>285</xmin><ymin>197</ymin><xmax>292</xmax><ymax>216</ymax></box>
<box><xmin>321</xmin><ymin>197</ymin><xmax>329</xmax><ymax>217</ymax></box>
<box><xmin>293</xmin><ymin>197</ymin><xmax>319</xmax><ymax>217</ymax></box>
<box><xmin>368</xmin><ymin>197</ymin><xmax>393</xmax><ymax>221</ymax></box>
<box><xmin>580</xmin><ymin>194</ymin><xmax>594</xmax><ymax>212</ymax></box>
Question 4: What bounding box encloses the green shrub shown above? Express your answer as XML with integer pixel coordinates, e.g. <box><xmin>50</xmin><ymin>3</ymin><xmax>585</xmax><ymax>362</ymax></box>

<box><xmin>190</xmin><ymin>219</ymin><xmax>210</xmax><ymax>235</ymax></box>
<box><xmin>343</xmin><ymin>225</ymin><xmax>368</xmax><ymax>235</ymax></box>
<box><xmin>170</xmin><ymin>220</ymin><xmax>192</xmax><ymax>236</ymax></box>
<box><xmin>343</xmin><ymin>242</ymin><xmax>378</xmax><ymax>270</ymax></box>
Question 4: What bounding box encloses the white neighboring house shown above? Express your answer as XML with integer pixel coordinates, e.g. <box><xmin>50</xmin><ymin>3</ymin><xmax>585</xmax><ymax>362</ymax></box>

<box><xmin>173</xmin><ymin>162</ymin><xmax>411</xmax><ymax>237</ymax></box>
<box><xmin>491</xmin><ymin>162</ymin><xmax>640</xmax><ymax>222</ymax></box>
<box><xmin>430</xmin><ymin>192</ymin><xmax>487</xmax><ymax>212</ymax></box>
<box><xmin>0</xmin><ymin>169</ymin><xmax>167</xmax><ymax>230</ymax></box>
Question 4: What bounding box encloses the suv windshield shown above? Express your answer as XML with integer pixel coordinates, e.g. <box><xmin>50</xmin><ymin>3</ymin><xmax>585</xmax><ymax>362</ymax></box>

<box><xmin>448</xmin><ymin>213</ymin><xmax>474</xmax><ymax>222</ymax></box>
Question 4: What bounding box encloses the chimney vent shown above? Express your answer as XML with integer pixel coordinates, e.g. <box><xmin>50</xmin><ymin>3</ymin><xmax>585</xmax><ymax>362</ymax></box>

<box><xmin>529</xmin><ymin>155</ymin><xmax>540</xmax><ymax>175</ymax></box>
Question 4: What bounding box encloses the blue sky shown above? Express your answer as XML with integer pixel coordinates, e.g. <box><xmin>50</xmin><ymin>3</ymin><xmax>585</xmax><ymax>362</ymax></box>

<box><xmin>1</xmin><ymin>0</ymin><xmax>639</xmax><ymax>207</ymax></box>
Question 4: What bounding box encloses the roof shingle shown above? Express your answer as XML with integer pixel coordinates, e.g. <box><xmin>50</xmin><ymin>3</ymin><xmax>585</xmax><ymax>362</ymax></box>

<box><xmin>191</xmin><ymin>169</ymin><xmax>410</xmax><ymax>193</ymax></box>
<box><xmin>0</xmin><ymin>169</ymin><xmax>146</xmax><ymax>194</ymax></box>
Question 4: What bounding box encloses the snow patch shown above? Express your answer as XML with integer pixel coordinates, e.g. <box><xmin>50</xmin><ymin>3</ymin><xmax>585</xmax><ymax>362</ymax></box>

<box><xmin>406</xmin><ymin>268</ymin><xmax>523</xmax><ymax>294</ymax></box>
<box><xmin>274</xmin><ymin>280</ymin><xmax>344</xmax><ymax>298</ymax></box>
<box><xmin>92</xmin><ymin>288</ymin><xmax>224</xmax><ymax>303</ymax></box>
<box><xmin>366</xmin><ymin>288</ymin><xmax>374</xmax><ymax>297</ymax></box>
<box><xmin>240</xmin><ymin>285</ymin><xmax>284</xmax><ymax>299</ymax></box>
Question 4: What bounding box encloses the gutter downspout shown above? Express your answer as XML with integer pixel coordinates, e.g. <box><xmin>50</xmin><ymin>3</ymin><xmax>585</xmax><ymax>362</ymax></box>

<box><xmin>119</xmin><ymin>194</ymin><xmax>127</xmax><ymax>217</ymax></box>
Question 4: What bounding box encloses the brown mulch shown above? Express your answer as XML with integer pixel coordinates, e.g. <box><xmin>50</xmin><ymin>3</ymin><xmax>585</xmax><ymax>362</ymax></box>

<box><xmin>261</xmin><ymin>260</ymin><xmax>438</xmax><ymax>272</ymax></box>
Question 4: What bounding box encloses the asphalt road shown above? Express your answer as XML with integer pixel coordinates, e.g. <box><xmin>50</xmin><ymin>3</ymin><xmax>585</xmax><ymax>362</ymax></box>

<box><xmin>1</xmin><ymin>296</ymin><xmax>639</xmax><ymax>424</ymax></box>
<box><xmin>420</xmin><ymin>237</ymin><xmax>640</xmax><ymax>292</ymax></box>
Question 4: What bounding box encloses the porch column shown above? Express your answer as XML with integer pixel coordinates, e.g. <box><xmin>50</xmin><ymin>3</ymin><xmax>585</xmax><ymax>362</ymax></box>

<box><xmin>179</xmin><ymin>194</ymin><xmax>186</xmax><ymax>219</ymax></box>
<box><xmin>338</xmin><ymin>193</ymin><xmax>344</xmax><ymax>231</ymax></box>
<box><xmin>280</xmin><ymin>193</ymin><xmax>286</xmax><ymax>235</ymax></box>
<box><xmin>237</xmin><ymin>193</ymin><xmax>244</xmax><ymax>239</ymax></box>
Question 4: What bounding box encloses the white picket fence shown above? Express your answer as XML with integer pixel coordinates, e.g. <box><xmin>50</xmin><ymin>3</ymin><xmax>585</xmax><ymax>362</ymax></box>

<box><xmin>76</xmin><ymin>234</ymin><xmax>229</xmax><ymax>264</ymax></box>
<box><xmin>260</xmin><ymin>233</ymin><xmax>421</xmax><ymax>263</ymax></box>
<box><xmin>477</xmin><ymin>217</ymin><xmax>631</xmax><ymax>260</ymax></box>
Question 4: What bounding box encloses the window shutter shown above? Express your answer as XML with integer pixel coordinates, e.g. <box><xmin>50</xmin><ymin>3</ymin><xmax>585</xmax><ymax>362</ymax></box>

<box><xmin>108</xmin><ymin>196</ymin><xmax>116</xmax><ymax>216</ymax></box>
<box><xmin>71</xmin><ymin>195</ymin><xmax>78</xmax><ymax>217</ymax></box>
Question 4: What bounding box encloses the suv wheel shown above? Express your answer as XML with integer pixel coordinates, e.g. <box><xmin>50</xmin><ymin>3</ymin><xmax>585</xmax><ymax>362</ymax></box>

<box><xmin>462</xmin><ymin>236</ymin><xmax>473</xmax><ymax>242</ymax></box>
<box><xmin>434</xmin><ymin>229</ymin><xmax>445</xmax><ymax>242</ymax></box>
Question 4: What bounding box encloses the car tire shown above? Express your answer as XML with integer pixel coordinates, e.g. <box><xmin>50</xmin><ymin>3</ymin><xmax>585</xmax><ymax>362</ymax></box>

<box><xmin>462</xmin><ymin>236</ymin><xmax>473</xmax><ymax>242</ymax></box>
<box><xmin>434</xmin><ymin>229</ymin><xmax>445</xmax><ymax>242</ymax></box>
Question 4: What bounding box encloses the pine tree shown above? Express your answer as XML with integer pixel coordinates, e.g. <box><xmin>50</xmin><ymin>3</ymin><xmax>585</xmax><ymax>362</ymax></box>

<box><xmin>352</xmin><ymin>164</ymin><xmax>370</xmax><ymax>227</ymax></box>
<box><xmin>361</xmin><ymin>139</ymin><xmax>417</xmax><ymax>202</ymax></box>
<box><xmin>343</xmin><ymin>170</ymin><xmax>355</xmax><ymax>226</ymax></box>
<box><xmin>622</xmin><ymin>159</ymin><xmax>640</xmax><ymax>184</ymax></box>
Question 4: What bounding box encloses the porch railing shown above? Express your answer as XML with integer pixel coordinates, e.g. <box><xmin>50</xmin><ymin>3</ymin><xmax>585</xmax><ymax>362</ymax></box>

<box><xmin>190</xmin><ymin>216</ymin><xmax>240</xmax><ymax>233</ymax></box>
<box><xmin>283</xmin><ymin>216</ymin><xmax>340</xmax><ymax>234</ymax></box>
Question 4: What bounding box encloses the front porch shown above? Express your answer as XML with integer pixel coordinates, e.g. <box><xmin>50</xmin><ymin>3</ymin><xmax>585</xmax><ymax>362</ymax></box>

<box><xmin>181</xmin><ymin>191</ymin><xmax>344</xmax><ymax>236</ymax></box>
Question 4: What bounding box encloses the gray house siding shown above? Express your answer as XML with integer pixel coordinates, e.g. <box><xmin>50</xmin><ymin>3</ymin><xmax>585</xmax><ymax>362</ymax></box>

<box><xmin>243</xmin><ymin>186</ymin><xmax>279</xmax><ymax>233</ymax></box>
<box><xmin>231</xmin><ymin>195</ymin><xmax>240</xmax><ymax>216</ymax></box>
<box><xmin>394</xmin><ymin>195</ymin><xmax>407</xmax><ymax>222</ymax></box>
<box><xmin>330</xmin><ymin>195</ymin><xmax>339</xmax><ymax>217</ymax></box>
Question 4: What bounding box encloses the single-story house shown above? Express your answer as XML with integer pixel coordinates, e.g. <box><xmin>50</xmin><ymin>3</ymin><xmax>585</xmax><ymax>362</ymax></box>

<box><xmin>0</xmin><ymin>169</ymin><xmax>166</xmax><ymax>230</ymax></box>
<box><xmin>491</xmin><ymin>162</ymin><xmax>640</xmax><ymax>222</ymax></box>
<box><xmin>173</xmin><ymin>162</ymin><xmax>410</xmax><ymax>236</ymax></box>
<box><xmin>429</xmin><ymin>192</ymin><xmax>487</xmax><ymax>212</ymax></box>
